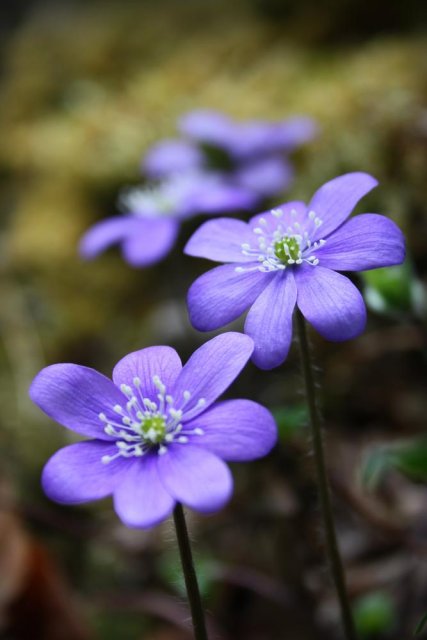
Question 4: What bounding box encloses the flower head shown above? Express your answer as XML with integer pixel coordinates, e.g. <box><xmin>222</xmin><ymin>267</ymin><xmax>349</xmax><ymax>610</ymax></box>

<box><xmin>185</xmin><ymin>173</ymin><xmax>406</xmax><ymax>370</ymax></box>
<box><xmin>179</xmin><ymin>109</ymin><xmax>317</xmax><ymax>160</ymax></box>
<box><xmin>79</xmin><ymin>171</ymin><xmax>254</xmax><ymax>267</ymax></box>
<box><xmin>144</xmin><ymin>109</ymin><xmax>318</xmax><ymax>200</ymax></box>
<box><xmin>30</xmin><ymin>333</ymin><xmax>277</xmax><ymax>528</ymax></box>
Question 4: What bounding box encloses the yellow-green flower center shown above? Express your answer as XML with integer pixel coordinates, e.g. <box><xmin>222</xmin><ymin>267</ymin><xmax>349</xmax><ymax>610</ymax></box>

<box><xmin>274</xmin><ymin>235</ymin><xmax>301</xmax><ymax>265</ymax></box>
<box><xmin>139</xmin><ymin>415</ymin><xmax>167</xmax><ymax>443</ymax></box>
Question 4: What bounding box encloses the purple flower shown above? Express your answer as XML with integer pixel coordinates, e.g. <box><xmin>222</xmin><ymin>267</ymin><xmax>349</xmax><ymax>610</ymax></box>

<box><xmin>179</xmin><ymin>110</ymin><xmax>317</xmax><ymax>160</ymax></box>
<box><xmin>143</xmin><ymin>139</ymin><xmax>204</xmax><ymax>179</ymax></box>
<box><xmin>185</xmin><ymin>173</ymin><xmax>406</xmax><ymax>370</ymax></box>
<box><xmin>80</xmin><ymin>172</ymin><xmax>255</xmax><ymax>267</ymax></box>
<box><xmin>144</xmin><ymin>110</ymin><xmax>318</xmax><ymax>200</ymax></box>
<box><xmin>29</xmin><ymin>333</ymin><xmax>277</xmax><ymax>528</ymax></box>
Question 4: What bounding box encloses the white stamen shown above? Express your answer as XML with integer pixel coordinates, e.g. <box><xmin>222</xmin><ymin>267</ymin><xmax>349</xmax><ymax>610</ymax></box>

<box><xmin>232</xmin><ymin>207</ymin><xmax>325</xmax><ymax>274</ymax></box>
<box><xmin>99</xmin><ymin>373</ymin><xmax>209</xmax><ymax>463</ymax></box>
<box><xmin>153</xmin><ymin>375</ymin><xmax>166</xmax><ymax>393</ymax></box>
<box><xmin>271</xmin><ymin>208</ymin><xmax>283</xmax><ymax>218</ymax></box>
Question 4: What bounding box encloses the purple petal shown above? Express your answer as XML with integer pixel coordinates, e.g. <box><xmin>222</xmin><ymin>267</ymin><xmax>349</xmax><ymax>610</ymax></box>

<box><xmin>143</xmin><ymin>139</ymin><xmax>203</xmax><ymax>179</ymax></box>
<box><xmin>188</xmin><ymin>181</ymin><xmax>256</xmax><ymax>213</ymax></box>
<box><xmin>122</xmin><ymin>218</ymin><xmax>179</xmax><ymax>266</ymax></box>
<box><xmin>179</xmin><ymin>109</ymin><xmax>234</xmax><ymax>147</ymax></box>
<box><xmin>79</xmin><ymin>216</ymin><xmax>136</xmax><ymax>259</ymax></box>
<box><xmin>229</xmin><ymin>121</ymin><xmax>280</xmax><ymax>158</ymax></box>
<box><xmin>172</xmin><ymin>333</ymin><xmax>254</xmax><ymax>417</ymax></box>
<box><xmin>314</xmin><ymin>213</ymin><xmax>405</xmax><ymax>271</ymax></box>
<box><xmin>225</xmin><ymin>117</ymin><xmax>317</xmax><ymax>158</ymax></box>
<box><xmin>185</xmin><ymin>218</ymin><xmax>255</xmax><ymax>263</ymax></box>
<box><xmin>295</xmin><ymin>265</ymin><xmax>367</xmax><ymax>341</ymax></box>
<box><xmin>42</xmin><ymin>441</ymin><xmax>127</xmax><ymax>503</ymax></box>
<box><xmin>30</xmin><ymin>364</ymin><xmax>126</xmax><ymax>439</ymax></box>
<box><xmin>113</xmin><ymin>455</ymin><xmax>175</xmax><ymax>528</ymax></box>
<box><xmin>187</xmin><ymin>263</ymin><xmax>274</xmax><ymax>331</ymax></box>
<box><xmin>308</xmin><ymin>173</ymin><xmax>378</xmax><ymax>241</ymax></box>
<box><xmin>235</xmin><ymin>156</ymin><xmax>293</xmax><ymax>197</ymax></box>
<box><xmin>184</xmin><ymin>400</ymin><xmax>277</xmax><ymax>461</ymax></box>
<box><xmin>245</xmin><ymin>270</ymin><xmax>297</xmax><ymax>369</ymax></box>
<box><xmin>113</xmin><ymin>346</ymin><xmax>182</xmax><ymax>401</ymax></box>
<box><xmin>157</xmin><ymin>445</ymin><xmax>233</xmax><ymax>513</ymax></box>
<box><xmin>272</xmin><ymin>116</ymin><xmax>319</xmax><ymax>150</ymax></box>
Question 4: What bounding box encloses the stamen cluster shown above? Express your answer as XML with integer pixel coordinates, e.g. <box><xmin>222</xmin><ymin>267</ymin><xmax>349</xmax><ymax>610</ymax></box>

<box><xmin>120</xmin><ymin>185</ymin><xmax>176</xmax><ymax>218</ymax></box>
<box><xmin>236</xmin><ymin>207</ymin><xmax>326</xmax><ymax>274</ymax></box>
<box><xmin>99</xmin><ymin>375</ymin><xmax>205</xmax><ymax>463</ymax></box>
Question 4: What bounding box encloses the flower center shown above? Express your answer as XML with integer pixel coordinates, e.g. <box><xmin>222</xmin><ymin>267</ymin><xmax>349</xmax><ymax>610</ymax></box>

<box><xmin>274</xmin><ymin>235</ymin><xmax>301</xmax><ymax>265</ymax></box>
<box><xmin>139</xmin><ymin>414</ymin><xmax>167</xmax><ymax>443</ymax></box>
<box><xmin>235</xmin><ymin>207</ymin><xmax>325</xmax><ymax>274</ymax></box>
<box><xmin>99</xmin><ymin>375</ymin><xmax>205</xmax><ymax>463</ymax></box>
<box><xmin>120</xmin><ymin>186</ymin><xmax>176</xmax><ymax>218</ymax></box>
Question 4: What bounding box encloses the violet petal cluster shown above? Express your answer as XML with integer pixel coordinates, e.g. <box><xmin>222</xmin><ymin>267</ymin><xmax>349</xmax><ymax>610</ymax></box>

<box><xmin>145</xmin><ymin>109</ymin><xmax>318</xmax><ymax>200</ymax></box>
<box><xmin>80</xmin><ymin>109</ymin><xmax>316</xmax><ymax>268</ymax></box>
<box><xmin>30</xmin><ymin>333</ymin><xmax>277</xmax><ymax>528</ymax></box>
<box><xmin>80</xmin><ymin>171</ymin><xmax>254</xmax><ymax>267</ymax></box>
<box><xmin>185</xmin><ymin>173</ymin><xmax>406</xmax><ymax>370</ymax></box>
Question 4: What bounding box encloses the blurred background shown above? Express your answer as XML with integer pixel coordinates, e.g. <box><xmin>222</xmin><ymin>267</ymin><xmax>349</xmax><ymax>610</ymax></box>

<box><xmin>0</xmin><ymin>0</ymin><xmax>427</xmax><ymax>638</ymax></box>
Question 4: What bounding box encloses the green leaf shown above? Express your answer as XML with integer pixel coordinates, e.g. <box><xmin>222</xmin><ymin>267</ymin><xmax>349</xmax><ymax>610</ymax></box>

<box><xmin>353</xmin><ymin>591</ymin><xmax>395</xmax><ymax>637</ymax></box>
<box><xmin>363</xmin><ymin>260</ymin><xmax>426</xmax><ymax>317</ymax></box>
<box><xmin>359</xmin><ymin>447</ymin><xmax>392</xmax><ymax>490</ymax></box>
<box><xmin>360</xmin><ymin>438</ymin><xmax>427</xmax><ymax>490</ymax></box>
<box><xmin>271</xmin><ymin>404</ymin><xmax>308</xmax><ymax>440</ymax></box>
<box><xmin>391</xmin><ymin>439</ymin><xmax>427</xmax><ymax>481</ymax></box>
<box><xmin>414</xmin><ymin>612</ymin><xmax>427</xmax><ymax>635</ymax></box>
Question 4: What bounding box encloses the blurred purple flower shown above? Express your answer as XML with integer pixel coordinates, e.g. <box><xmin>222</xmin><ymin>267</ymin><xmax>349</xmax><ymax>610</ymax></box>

<box><xmin>144</xmin><ymin>109</ymin><xmax>318</xmax><ymax>200</ymax></box>
<box><xmin>144</xmin><ymin>139</ymin><xmax>209</xmax><ymax>180</ymax></box>
<box><xmin>30</xmin><ymin>333</ymin><xmax>277</xmax><ymax>528</ymax></box>
<box><xmin>143</xmin><ymin>139</ymin><xmax>204</xmax><ymax>179</ymax></box>
<box><xmin>179</xmin><ymin>109</ymin><xmax>318</xmax><ymax>159</ymax></box>
<box><xmin>80</xmin><ymin>172</ymin><xmax>255</xmax><ymax>267</ymax></box>
<box><xmin>185</xmin><ymin>173</ymin><xmax>406</xmax><ymax>370</ymax></box>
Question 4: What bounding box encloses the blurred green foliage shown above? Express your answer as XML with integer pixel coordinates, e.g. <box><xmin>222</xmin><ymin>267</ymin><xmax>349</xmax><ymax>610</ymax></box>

<box><xmin>361</xmin><ymin>438</ymin><xmax>427</xmax><ymax>489</ymax></box>
<box><xmin>272</xmin><ymin>405</ymin><xmax>308</xmax><ymax>440</ymax></box>
<box><xmin>363</xmin><ymin>261</ymin><xmax>427</xmax><ymax>317</ymax></box>
<box><xmin>414</xmin><ymin>612</ymin><xmax>427</xmax><ymax>636</ymax></box>
<box><xmin>353</xmin><ymin>591</ymin><xmax>396</xmax><ymax>637</ymax></box>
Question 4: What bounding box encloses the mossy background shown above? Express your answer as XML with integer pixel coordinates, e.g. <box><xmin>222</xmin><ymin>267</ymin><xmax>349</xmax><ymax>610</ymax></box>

<box><xmin>0</xmin><ymin>1</ymin><xmax>426</xmax><ymax>639</ymax></box>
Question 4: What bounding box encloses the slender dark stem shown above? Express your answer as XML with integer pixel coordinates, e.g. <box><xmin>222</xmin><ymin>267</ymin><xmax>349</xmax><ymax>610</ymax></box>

<box><xmin>295</xmin><ymin>310</ymin><xmax>357</xmax><ymax>640</ymax></box>
<box><xmin>173</xmin><ymin>503</ymin><xmax>209</xmax><ymax>640</ymax></box>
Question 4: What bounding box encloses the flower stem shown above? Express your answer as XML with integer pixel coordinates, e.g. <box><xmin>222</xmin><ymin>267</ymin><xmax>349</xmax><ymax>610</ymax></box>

<box><xmin>173</xmin><ymin>503</ymin><xmax>209</xmax><ymax>640</ymax></box>
<box><xmin>295</xmin><ymin>310</ymin><xmax>357</xmax><ymax>640</ymax></box>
